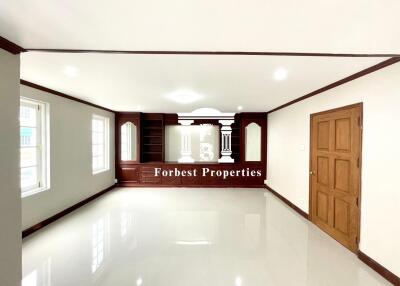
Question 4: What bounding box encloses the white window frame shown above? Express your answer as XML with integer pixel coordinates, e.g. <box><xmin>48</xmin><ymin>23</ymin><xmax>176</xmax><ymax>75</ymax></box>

<box><xmin>20</xmin><ymin>97</ymin><xmax>50</xmax><ymax>198</ymax></box>
<box><xmin>92</xmin><ymin>114</ymin><xmax>110</xmax><ymax>174</ymax></box>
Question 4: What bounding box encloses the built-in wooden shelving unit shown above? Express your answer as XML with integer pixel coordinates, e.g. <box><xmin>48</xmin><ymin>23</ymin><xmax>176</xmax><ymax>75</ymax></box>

<box><xmin>116</xmin><ymin>111</ymin><xmax>266</xmax><ymax>187</ymax></box>
<box><xmin>141</xmin><ymin>114</ymin><xmax>164</xmax><ymax>162</ymax></box>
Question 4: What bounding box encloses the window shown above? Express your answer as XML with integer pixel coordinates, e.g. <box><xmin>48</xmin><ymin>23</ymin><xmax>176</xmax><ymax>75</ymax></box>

<box><xmin>92</xmin><ymin>115</ymin><xmax>110</xmax><ymax>174</ymax></box>
<box><xmin>20</xmin><ymin>98</ymin><xmax>49</xmax><ymax>197</ymax></box>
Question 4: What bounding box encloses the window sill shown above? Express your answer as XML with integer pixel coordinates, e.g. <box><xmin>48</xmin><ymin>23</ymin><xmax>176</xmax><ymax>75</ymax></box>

<box><xmin>21</xmin><ymin>186</ymin><xmax>50</xmax><ymax>198</ymax></box>
<box><xmin>92</xmin><ymin>168</ymin><xmax>110</xmax><ymax>175</ymax></box>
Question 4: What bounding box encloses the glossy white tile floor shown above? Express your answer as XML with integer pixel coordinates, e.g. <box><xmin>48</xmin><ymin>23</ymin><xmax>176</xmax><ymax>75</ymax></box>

<box><xmin>22</xmin><ymin>188</ymin><xmax>390</xmax><ymax>286</ymax></box>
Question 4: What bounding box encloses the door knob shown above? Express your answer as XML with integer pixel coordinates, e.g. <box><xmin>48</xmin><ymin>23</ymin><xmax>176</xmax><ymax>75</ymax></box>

<box><xmin>310</xmin><ymin>171</ymin><xmax>316</xmax><ymax>175</ymax></box>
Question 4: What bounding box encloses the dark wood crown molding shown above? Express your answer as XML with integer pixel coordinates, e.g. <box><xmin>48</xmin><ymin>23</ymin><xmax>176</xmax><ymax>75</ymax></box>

<box><xmin>0</xmin><ymin>35</ymin><xmax>26</xmax><ymax>54</ymax></box>
<box><xmin>20</xmin><ymin>79</ymin><xmax>115</xmax><ymax>113</ymax></box>
<box><xmin>24</xmin><ymin>49</ymin><xmax>400</xmax><ymax>57</ymax></box>
<box><xmin>267</xmin><ymin>57</ymin><xmax>400</xmax><ymax>114</ymax></box>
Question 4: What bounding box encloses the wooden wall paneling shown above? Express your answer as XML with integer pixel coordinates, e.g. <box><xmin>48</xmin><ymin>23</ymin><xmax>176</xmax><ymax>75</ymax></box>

<box><xmin>164</xmin><ymin>113</ymin><xmax>178</xmax><ymax>125</ymax></box>
<box><xmin>206</xmin><ymin>166</ymin><xmax>227</xmax><ymax>185</ymax></box>
<box><xmin>117</xmin><ymin>162</ymin><xmax>265</xmax><ymax>187</ymax></box>
<box><xmin>226</xmin><ymin>165</ymin><xmax>242</xmax><ymax>185</ymax></box>
<box><xmin>161</xmin><ymin>164</ymin><xmax>182</xmax><ymax>185</ymax></box>
<box><xmin>140</xmin><ymin>165</ymin><xmax>162</xmax><ymax>184</ymax></box>
<box><xmin>115</xmin><ymin>112</ymin><xmax>267</xmax><ymax>187</ymax></box>
<box><xmin>193</xmin><ymin>119</ymin><xmax>220</xmax><ymax>125</ymax></box>
<box><xmin>181</xmin><ymin>165</ymin><xmax>203</xmax><ymax>185</ymax></box>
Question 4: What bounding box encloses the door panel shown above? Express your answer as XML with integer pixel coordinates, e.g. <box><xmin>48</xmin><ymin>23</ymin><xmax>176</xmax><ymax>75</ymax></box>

<box><xmin>334</xmin><ymin>159</ymin><xmax>351</xmax><ymax>192</ymax></box>
<box><xmin>317</xmin><ymin>191</ymin><xmax>329</xmax><ymax>223</ymax></box>
<box><xmin>333</xmin><ymin>198</ymin><xmax>350</xmax><ymax>234</ymax></box>
<box><xmin>317</xmin><ymin>121</ymin><xmax>330</xmax><ymax>150</ymax></box>
<box><xmin>335</xmin><ymin>118</ymin><xmax>351</xmax><ymax>151</ymax></box>
<box><xmin>310</xmin><ymin>104</ymin><xmax>362</xmax><ymax>252</ymax></box>
<box><xmin>317</xmin><ymin>156</ymin><xmax>329</xmax><ymax>186</ymax></box>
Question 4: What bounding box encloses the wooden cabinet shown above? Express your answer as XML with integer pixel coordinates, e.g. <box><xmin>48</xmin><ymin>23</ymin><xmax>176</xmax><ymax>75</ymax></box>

<box><xmin>117</xmin><ymin>163</ymin><xmax>265</xmax><ymax>187</ymax></box>
<box><xmin>161</xmin><ymin>164</ymin><xmax>182</xmax><ymax>185</ymax></box>
<box><xmin>140</xmin><ymin>165</ymin><xmax>162</xmax><ymax>184</ymax></box>
<box><xmin>115</xmin><ymin>112</ymin><xmax>267</xmax><ymax>187</ymax></box>
<box><xmin>119</xmin><ymin>166</ymin><xmax>140</xmax><ymax>183</ymax></box>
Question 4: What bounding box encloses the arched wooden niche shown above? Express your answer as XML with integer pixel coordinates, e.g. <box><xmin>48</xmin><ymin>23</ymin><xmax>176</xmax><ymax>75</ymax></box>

<box><xmin>121</xmin><ymin>121</ymin><xmax>137</xmax><ymax>161</ymax></box>
<box><xmin>245</xmin><ymin>122</ymin><xmax>261</xmax><ymax>161</ymax></box>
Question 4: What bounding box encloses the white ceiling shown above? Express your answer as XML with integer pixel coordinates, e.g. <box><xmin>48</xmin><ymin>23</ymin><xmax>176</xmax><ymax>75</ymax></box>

<box><xmin>20</xmin><ymin>52</ymin><xmax>386</xmax><ymax>112</ymax></box>
<box><xmin>0</xmin><ymin>0</ymin><xmax>400</xmax><ymax>54</ymax></box>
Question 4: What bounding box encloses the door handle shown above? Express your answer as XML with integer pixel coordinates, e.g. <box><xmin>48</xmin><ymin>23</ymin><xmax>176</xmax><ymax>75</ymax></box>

<box><xmin>310</xmin><ymin>171</ymin><xmax>316</xmax><ymax>175</ymax></box>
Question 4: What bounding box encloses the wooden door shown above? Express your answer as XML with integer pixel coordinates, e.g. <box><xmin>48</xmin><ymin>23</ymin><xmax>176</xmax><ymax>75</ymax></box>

<box><xmin>310</xmin><ymin>104</ymin><xmax>362</xmax><ymax>252</ymax></box>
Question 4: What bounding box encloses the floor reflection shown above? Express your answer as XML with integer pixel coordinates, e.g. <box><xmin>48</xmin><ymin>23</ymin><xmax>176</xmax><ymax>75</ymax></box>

<box><xmin>22</xmin><ymin>257</ymin><xmax>51</xmax><ymax>286</ymax></box>
<box><xmin>22</xmin><ymin>188</ymin><xmax>390</xmax><ymax>286</ymax></box>
<box><xmin>91</xmin><ymin>217</ymin><xmax>105</xmax><ymax>274</ymax></box>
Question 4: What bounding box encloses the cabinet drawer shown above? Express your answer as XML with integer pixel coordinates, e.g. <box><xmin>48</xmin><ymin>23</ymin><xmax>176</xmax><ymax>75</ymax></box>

<box><xmin>140</xmin><ymin>166</ymin><xmax>161</xmax><ymax>184</ymax></box>
<box><xmin>120</xmin><ymin>166</ymin><xmax>140</xmax><ymax>183</ymax></box>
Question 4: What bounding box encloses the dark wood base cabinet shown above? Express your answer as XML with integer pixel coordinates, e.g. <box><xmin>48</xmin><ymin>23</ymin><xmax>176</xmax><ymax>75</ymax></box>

<box><xmin>117</xmin><ymin>163</ymin><xmax>265</xmax><ymax>187</ymax></box>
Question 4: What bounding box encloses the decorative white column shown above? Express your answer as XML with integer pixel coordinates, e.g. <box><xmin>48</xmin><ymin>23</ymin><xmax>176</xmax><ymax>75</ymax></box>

<box><xmin>218</xmin><ymin>119</ymin><xmax>235</xmax><ymax>163</ymax></box>
<box><xmin>178</xmin><ymin>120</ymin><xmax>194</xmax><ymax>163</ymax></box>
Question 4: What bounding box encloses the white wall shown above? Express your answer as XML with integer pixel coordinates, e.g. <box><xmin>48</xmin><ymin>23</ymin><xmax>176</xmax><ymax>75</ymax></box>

<box><xmin>267</xmin><ymin>61</ymin><xmax>400</xmax><ymax>277</ymax></box>
<box><xmin>0</xmin><ymin>49</ymin><xmax>21</xmax><ymax>286</ymax></box>
<box><xmin>20</xmin><ymin>85</ymin><xmax>115</xmax><ymax>230</ymax></box>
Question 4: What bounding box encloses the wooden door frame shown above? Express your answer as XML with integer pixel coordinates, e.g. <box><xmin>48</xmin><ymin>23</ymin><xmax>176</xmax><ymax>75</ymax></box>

<box><xmin>308</xmin><ymin>102</ymin><xmax>363</xmax><ymax>252</ymax></box>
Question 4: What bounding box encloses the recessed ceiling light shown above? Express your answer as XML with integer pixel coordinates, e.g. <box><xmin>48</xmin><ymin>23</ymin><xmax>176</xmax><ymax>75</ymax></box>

<box><xmin>273</xmin><ymin>67</ymin><xmax>288</xmax><ymax>81</ymax></box>
<box><xmin>64</xmin><ymin>65</ymin><xmax>79</xmax><ymax>77</ymax></box>
<box><xmin>165</xmin><ymin>89</ymin><xmax>203</xmax><ymax>104</ymax></box>
<box><xmin>235</xmin><ymin>276</ymin><xmax>242</xmax><ymax>286</ymax></box>
<box><xmin>136</xmin><ymin>278</ymin><xmax>143</xmax><ymax>285</ymax></box>
<box><xmin>237</xmin><ymin>106</ymin><xmax>243</xmax><ymax>111</ymax></box>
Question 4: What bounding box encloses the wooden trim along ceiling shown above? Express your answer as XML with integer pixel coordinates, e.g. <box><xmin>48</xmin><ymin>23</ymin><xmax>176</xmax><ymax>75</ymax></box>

<box><xmin>18</xmin><ymin>57</ymin><xmax>400</xmax><ymax>116</ymax></box>
<box><xmin>267</xmin><ymin>57</ymin><xmax>400</xmax><ymax>114</ymax></box>
<box><xmin>21</xmin><ymin>48</ymin><xmax>400</xmax><ymax>58</ymax></box>
<box><xmin>22</xmin><ymin>184</ymin><xmax>116</xmax><ymax>238</ymax></box>
<box><xmin>2</xmin><ymin>35</ymin><xmax>400</xmax><ymax>57</ymax></box>
<box><xmin>0</xmin><ymin>34</ymin><xmax>398</xmax><ymax>115</ymax></box>
<box><xmin>20</xmin><ymin>79</ymin><xmax>115</xmax><ymax>113</ymax></box>
<box><xmin>0</xmin><ymin>35</ymin><xmax>26</xmax><ymax>54</ymax></box>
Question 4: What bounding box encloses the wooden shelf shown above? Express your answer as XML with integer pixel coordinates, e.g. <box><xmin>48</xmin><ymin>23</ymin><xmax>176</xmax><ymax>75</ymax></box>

<box><xmin>141</xmin><ymin>114</ymin><xmax>164</xmax><ymax>162</ymax></box>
